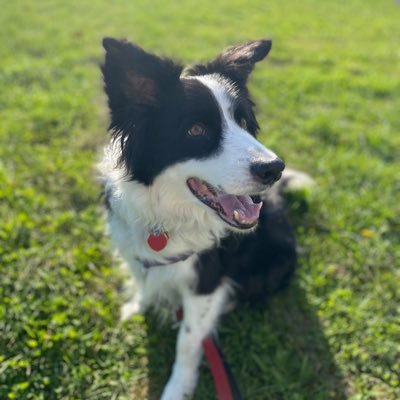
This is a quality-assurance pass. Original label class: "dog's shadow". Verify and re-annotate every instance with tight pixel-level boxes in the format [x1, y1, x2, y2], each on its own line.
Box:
[141, 281, 347, 400]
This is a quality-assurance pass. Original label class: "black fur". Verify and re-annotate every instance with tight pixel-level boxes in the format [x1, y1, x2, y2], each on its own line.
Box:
[195, 196, 296, 303]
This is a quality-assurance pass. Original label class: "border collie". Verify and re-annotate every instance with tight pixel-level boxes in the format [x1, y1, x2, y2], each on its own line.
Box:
[100, 38, 312, 400]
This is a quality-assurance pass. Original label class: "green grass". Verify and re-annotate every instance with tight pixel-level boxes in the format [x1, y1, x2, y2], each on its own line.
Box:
[1, 0, 399, 399]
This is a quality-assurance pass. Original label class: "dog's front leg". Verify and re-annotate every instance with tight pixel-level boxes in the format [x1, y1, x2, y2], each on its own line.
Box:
[161, 283, 230, 400]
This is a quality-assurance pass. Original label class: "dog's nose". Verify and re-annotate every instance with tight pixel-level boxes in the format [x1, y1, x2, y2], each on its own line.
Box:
[250, 159, 285, 185]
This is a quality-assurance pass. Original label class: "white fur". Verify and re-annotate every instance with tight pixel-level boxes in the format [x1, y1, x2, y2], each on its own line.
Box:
[161, 282, 231, 400]
[100, 73, 284, 399]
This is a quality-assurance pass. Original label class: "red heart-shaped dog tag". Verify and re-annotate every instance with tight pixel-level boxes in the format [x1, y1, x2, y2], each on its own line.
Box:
[147, 232, 169, 252]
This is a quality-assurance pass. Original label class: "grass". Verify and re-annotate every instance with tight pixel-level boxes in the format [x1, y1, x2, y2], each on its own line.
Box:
[0, 0, 399, 399]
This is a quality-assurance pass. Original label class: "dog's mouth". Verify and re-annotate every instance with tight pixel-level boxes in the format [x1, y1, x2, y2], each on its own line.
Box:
[187, 177, 262, 230]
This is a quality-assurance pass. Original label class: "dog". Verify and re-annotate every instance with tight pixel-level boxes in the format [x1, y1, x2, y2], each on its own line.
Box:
[99, 37, 312, 400]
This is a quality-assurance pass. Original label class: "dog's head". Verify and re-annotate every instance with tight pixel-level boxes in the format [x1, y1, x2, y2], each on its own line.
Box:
[102, 38, 284, 230]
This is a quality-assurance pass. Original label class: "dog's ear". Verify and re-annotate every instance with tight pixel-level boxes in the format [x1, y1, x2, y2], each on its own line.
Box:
[187, 40, 271, 87]
[101, 38, 182, 127]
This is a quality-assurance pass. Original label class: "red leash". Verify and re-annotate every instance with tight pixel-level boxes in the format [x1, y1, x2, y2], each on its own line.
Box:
[202, 336, 235, 400]
[175, 308, 240, 400]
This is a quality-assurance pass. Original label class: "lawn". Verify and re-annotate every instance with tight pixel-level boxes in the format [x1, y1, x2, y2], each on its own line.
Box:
[0, 0, 399, 399]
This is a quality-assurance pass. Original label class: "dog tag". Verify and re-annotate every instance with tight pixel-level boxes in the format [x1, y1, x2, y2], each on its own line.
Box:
[147, 231, 169, 252]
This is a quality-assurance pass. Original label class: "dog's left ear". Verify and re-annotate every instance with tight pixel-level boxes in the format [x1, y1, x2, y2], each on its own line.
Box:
[187, 40, 271, 87]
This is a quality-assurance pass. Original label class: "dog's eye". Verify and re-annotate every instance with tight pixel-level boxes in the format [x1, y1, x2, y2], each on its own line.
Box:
[188, 123, 207, 137]
[239, 118, 248, 130]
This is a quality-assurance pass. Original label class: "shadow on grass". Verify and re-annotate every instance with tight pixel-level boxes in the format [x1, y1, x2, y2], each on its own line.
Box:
[141, 281, 347, 400]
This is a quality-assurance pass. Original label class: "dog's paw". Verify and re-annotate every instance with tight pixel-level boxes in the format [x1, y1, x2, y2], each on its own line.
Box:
[161, 366, 197, 400]
[161, 382, 193, 400]
[120, 299, 142, 321]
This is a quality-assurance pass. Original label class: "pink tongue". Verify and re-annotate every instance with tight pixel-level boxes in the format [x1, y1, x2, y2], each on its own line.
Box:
[217, 194, 262, 225]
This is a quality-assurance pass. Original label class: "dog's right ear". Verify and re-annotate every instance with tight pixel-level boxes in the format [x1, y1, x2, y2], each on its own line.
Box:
[101, 38, 182, 127]
[187, 40, 272, 88]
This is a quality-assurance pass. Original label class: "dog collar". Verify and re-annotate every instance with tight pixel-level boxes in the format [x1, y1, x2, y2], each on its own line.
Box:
[141, 252, 194, 269]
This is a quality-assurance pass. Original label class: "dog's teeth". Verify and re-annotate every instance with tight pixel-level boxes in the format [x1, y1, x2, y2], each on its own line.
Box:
[200, 183, 209, 192]
[233, 210, 240, 222]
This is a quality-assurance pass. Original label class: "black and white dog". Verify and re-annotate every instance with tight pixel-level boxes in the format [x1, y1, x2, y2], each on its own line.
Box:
[100, 38, 312, 399]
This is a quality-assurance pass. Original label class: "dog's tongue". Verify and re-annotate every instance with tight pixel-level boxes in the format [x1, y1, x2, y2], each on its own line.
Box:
[217, 194, 262, 226]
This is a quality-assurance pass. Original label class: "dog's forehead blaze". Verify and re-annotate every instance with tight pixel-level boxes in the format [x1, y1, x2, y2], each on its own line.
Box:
[190, 75, 241, 123]
[179, 75, 236, 123]
[179, 77, 222, 108]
